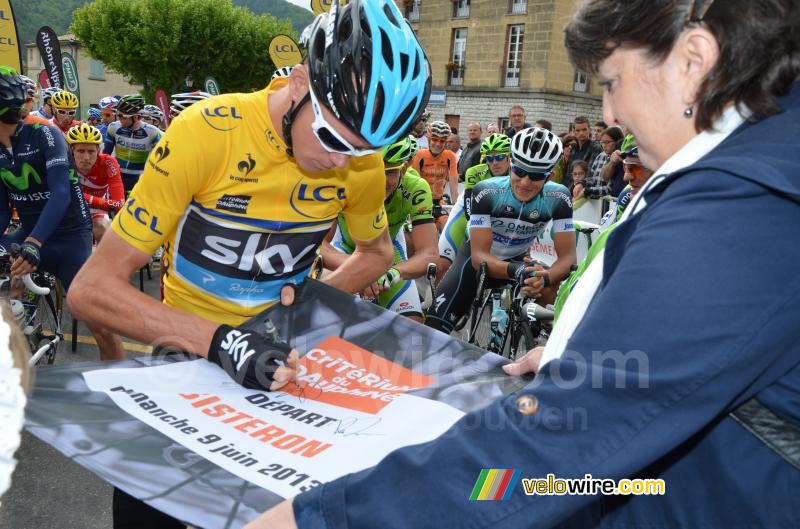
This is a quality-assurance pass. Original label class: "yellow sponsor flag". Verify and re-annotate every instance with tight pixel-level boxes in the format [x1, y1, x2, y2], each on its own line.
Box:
[268, 35, 302, 69]
[310, 0, 347, 16]
[0, 0, 21, 71]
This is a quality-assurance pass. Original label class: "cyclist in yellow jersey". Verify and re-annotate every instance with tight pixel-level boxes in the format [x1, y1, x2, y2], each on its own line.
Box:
[68, 0, 431, 393]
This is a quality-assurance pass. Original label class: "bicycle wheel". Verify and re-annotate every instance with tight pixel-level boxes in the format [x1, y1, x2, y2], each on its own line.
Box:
[29, 278, 63, 365]
[467, 292, 494, 350]
[510, 320, 537, 361]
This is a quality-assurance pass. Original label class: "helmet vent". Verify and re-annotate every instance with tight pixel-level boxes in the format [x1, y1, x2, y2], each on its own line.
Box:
[371, 83, 385, 135]
[380, 29, 393, 70]
[399, 52, 409, 78]
[383, 3, 401, 27]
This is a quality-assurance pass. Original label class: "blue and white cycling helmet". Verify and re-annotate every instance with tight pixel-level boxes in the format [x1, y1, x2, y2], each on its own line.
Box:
[87, 107, 101, 120]
[99, 96, 118, 109]
[41, 86, 60, 104]
[304, 0, 431, 147]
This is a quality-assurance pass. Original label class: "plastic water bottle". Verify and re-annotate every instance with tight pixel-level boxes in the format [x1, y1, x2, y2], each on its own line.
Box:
[9, 299, 24, 321]
[489, 306, 508, 350]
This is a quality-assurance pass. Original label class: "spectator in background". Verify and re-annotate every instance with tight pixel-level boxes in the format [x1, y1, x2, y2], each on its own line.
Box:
[504, 105, 532, 137]
[457, 122, 482, 179]
[411, 110, 430, 149]
[534, 119, 552, 131]
[570, 160, 589, 202]
[446, 131, 462, 161]
[551, 134, 577, 185]
[566, 116, 602, 187]
[585, 125, 624, 198]
[486, 123, 500, 134]
[594, 120, 607, 140]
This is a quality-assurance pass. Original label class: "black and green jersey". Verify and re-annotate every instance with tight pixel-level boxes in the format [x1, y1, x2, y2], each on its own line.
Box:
[336, 169, 434, 251]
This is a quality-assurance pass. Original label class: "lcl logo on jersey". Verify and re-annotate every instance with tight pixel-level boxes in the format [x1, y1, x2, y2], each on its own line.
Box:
[201, 105, 243, 131]
[289, 180, 346, 219]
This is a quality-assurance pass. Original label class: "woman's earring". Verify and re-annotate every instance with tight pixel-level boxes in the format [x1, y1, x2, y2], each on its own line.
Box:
[684, 107, 694, 118]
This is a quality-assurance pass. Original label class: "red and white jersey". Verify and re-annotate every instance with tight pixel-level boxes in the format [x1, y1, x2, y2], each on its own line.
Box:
[79, 153, 125, 213]
[49, 117, 81, 135]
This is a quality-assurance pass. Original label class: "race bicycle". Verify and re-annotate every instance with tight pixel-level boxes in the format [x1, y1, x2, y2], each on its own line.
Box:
[0, 244, 64, 365]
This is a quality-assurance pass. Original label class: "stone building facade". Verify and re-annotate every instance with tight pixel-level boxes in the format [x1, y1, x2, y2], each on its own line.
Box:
[401, 0, 603, 135]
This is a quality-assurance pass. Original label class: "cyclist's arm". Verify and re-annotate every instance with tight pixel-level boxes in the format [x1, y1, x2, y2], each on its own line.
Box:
[28, 126, 72, 245]
[320, 223, 349, 272]
[394, 221, 437, 280]
[68, 231, 217, 355]
[469, 226, 511, 279]
[323, 229, 393, 293]
[548, 230, 577, 284]
[448, 153, 459, 201]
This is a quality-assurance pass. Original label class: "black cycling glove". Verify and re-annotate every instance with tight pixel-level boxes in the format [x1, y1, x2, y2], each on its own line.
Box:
[207, 325, 293, 390]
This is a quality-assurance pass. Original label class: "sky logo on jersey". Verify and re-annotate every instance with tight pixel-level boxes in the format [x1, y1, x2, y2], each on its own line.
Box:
[173, 208, 325, 306]
[289, 180, 346, 219]
[202, 105, 243, 131]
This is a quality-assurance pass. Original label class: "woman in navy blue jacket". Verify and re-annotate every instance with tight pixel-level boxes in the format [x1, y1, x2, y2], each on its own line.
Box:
[249, 1, 800, 527]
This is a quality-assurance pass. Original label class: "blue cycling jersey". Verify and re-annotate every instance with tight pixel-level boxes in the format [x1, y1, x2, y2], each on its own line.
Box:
[0, 122, 91, 242]
[469, 176, 573, 260]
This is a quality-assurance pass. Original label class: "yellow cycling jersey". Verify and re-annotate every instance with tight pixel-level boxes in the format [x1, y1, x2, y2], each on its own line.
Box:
[112, 79, 387, 326]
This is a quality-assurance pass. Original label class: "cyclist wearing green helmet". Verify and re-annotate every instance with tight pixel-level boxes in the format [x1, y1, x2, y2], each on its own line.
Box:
[322, 135, 437, 321]
[436, 132, 511, 280]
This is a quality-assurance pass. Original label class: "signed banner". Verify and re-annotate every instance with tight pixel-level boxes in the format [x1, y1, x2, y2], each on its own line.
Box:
[27, 280, 531, 528]
[83, 340, 463, 498]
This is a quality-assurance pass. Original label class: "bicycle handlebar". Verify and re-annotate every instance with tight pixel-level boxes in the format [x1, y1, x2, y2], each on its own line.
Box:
[22, 274, 50, 296]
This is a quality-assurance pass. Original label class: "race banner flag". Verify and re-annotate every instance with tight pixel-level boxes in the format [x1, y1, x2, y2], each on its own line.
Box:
[37, 68, 49, 89]
[36, 26, 64, 89]
[25, 280, 533, 529]
[470, 469, 521, 500]
[268, 35, 302, 69]
[61, 51, 80, 117]
[0, 0, 22, 71]
[154, 89, 170, 127]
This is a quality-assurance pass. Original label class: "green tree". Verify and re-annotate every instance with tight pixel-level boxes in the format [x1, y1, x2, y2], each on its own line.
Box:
[71, 0, 296, 99]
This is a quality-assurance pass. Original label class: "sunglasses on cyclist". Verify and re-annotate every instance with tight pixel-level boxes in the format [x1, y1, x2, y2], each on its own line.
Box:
[56, 109, 76, 116]
[119, 113, 136, 120]
[485, 154, 508, 163]
[623, 160, 647, 176]
[307, 83, 377, 157]
[511, 164, 549, 181]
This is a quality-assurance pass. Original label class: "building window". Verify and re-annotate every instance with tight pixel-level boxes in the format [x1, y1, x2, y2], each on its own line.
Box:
[448, 28, 467, 87]
[509, 0, 527, 14]
[405, 0, 421, 21]
[89, 59, 105, 80]
[452, 0, 470, 18]
[504, 24, 524, 87]
[499, 118, 510, 132]
[574, 70, 588, 92]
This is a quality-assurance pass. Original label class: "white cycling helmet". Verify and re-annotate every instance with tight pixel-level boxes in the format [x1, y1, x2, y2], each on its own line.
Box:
[141, 104, 164, 122]
[99, 96, 119, 109]
[169, 91, 212, 118]
[510, 127, 563, 173]
[271, 66, 293, 80]
[19, 75, 36, 98]
[427, 120, 450, 140]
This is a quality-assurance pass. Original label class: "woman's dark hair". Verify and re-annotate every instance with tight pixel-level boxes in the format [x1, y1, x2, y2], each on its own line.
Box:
[565, 0, 800, 131]
[562, 134, 577, 149]
[601, 125, 624, 143]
